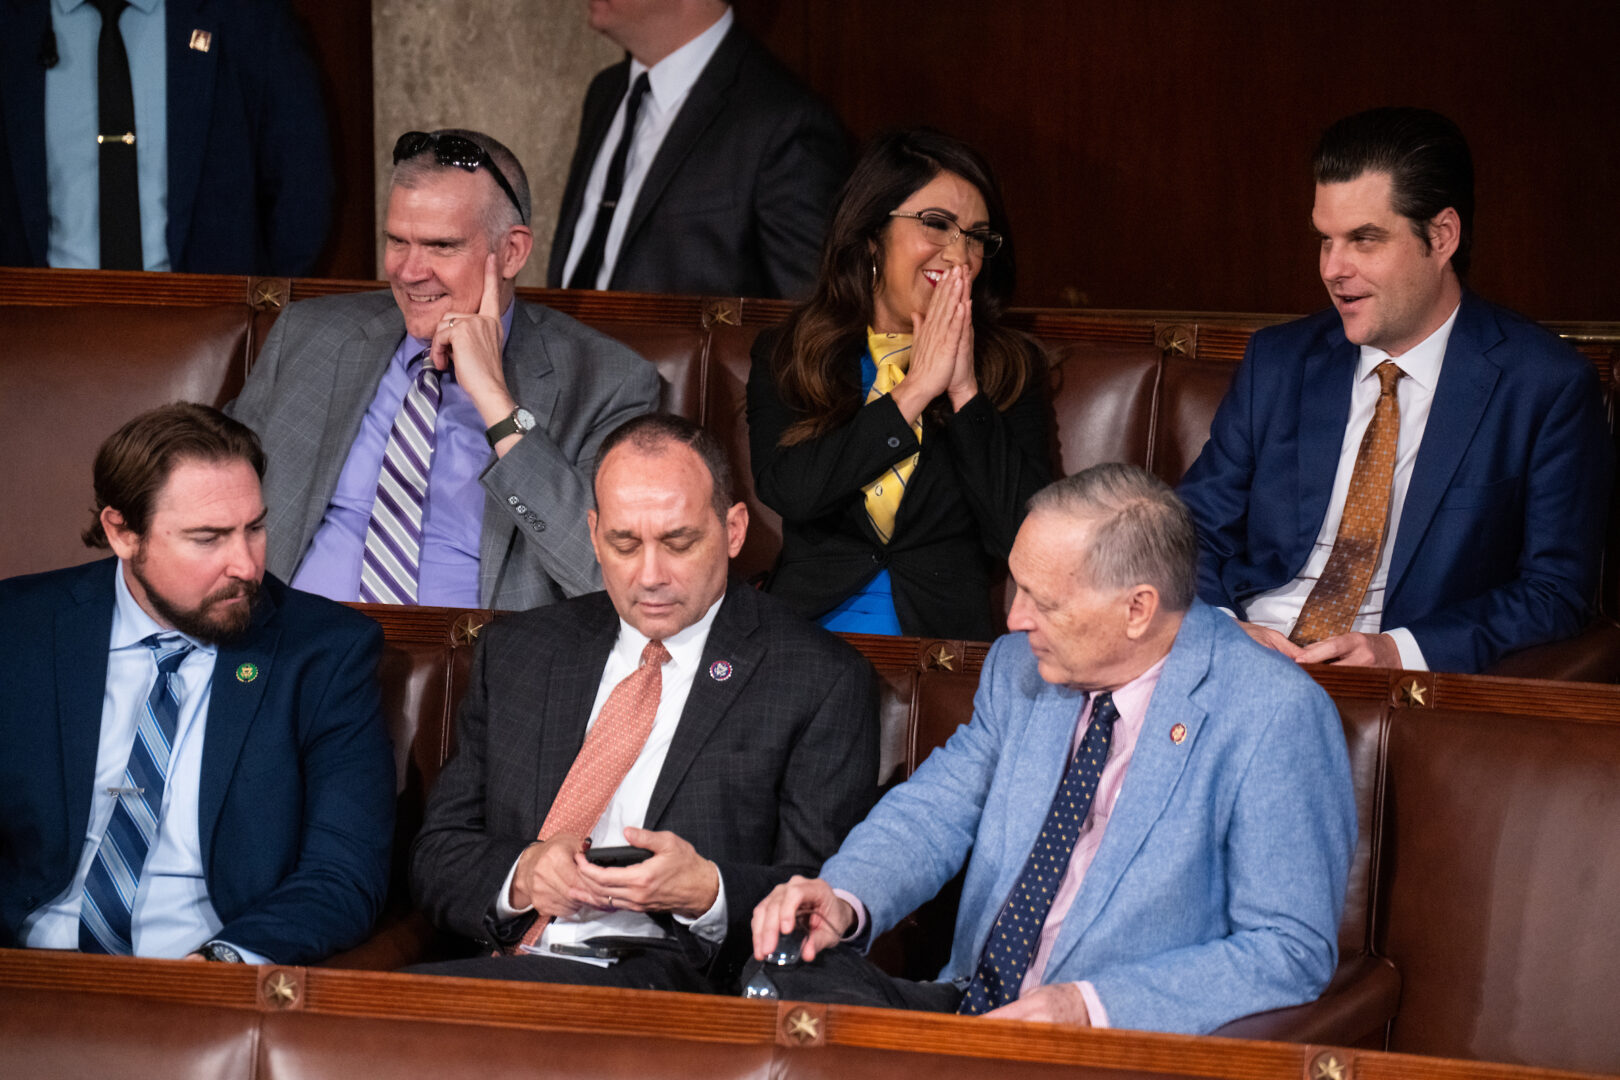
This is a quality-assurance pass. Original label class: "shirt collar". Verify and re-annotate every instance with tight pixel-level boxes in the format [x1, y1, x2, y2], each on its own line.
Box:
[1099, 653, 1167, 727]
[1356, 299, 1460, 393]
[630, 5, 733, 112]
[110, 558, 215, 655]
[400, 299, 517, 375]
[613, 591, 726, 673]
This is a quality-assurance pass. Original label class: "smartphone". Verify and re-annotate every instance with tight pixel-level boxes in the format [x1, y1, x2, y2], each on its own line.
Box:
[585, 844, 654, 867]
[549, 941, 626, 959]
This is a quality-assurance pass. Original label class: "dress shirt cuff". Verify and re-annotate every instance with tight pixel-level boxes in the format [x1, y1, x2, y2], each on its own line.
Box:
[495, 855, 533, 920]
[672, 864, 728, 943]
[831, 887, 869, 943]
[214, 941, 272, 966]
[1218, 607, 1238, 621]
[1385, 627, 1429, 671]
[1076, 980, 1110, 1028]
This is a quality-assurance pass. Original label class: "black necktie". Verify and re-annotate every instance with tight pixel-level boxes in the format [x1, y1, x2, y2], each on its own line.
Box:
[91, 0, 142, 270]
[567, 72, 651, 290]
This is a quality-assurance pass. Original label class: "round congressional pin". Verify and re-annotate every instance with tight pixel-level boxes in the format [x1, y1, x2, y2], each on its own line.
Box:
[1169, 722, 1187, 745]
[708, 660, 733, 682]
[235, 662, 259, 684]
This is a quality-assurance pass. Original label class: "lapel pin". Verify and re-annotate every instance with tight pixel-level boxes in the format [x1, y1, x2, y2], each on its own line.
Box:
[1169, 722, 1187, 745]
[235, 662, 259, 683]
[708, 660, 733, 682]
[189, 29, 212, 52]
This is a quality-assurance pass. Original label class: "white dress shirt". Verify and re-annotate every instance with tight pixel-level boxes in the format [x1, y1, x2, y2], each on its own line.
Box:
[496, 595, 729, 962]
[560, 5, 733, 289]
[20, 561, 264, 961]
[1243, 301, 1461, 669]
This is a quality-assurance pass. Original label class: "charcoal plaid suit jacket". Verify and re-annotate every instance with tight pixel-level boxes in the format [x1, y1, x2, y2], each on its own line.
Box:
[409, 581, 879, 967]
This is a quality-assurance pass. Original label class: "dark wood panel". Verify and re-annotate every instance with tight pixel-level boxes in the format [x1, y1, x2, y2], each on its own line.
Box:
[737, 0, 1620, 322]
[290, 0, 375, 280]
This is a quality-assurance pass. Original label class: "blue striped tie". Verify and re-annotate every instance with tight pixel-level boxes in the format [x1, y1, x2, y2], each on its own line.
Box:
[360, 351, 442, 604]
[957, 692, 1119, 1014]
[79, 635, 194, 954]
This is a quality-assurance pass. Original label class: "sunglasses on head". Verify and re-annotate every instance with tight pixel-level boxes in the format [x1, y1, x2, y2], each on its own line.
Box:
[393, 131, 527, 226]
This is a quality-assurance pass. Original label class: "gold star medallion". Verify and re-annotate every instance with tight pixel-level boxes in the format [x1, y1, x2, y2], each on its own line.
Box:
[784, 1008, 820, 1043]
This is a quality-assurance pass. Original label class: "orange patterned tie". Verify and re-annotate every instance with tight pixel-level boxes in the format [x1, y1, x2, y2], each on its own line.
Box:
[1291, 362, 1406, 646]
[512, 638, 670, 953]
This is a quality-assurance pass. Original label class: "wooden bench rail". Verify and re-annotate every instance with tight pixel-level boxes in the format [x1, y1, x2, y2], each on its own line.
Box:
[0, 950, 1605, 1080]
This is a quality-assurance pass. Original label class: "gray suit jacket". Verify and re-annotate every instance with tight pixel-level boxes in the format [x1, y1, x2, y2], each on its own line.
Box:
[226, 292, 661, 610]
[409, 583, 880, 969]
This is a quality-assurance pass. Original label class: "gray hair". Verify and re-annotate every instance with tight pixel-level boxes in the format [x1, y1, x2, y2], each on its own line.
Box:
[1027, 463, 1197, 611]
[391, 128, 532, 247]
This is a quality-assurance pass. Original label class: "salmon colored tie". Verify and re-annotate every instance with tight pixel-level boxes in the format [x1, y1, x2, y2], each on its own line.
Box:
[511, 638, 670, 954]
[1291, 362, 1406, 646]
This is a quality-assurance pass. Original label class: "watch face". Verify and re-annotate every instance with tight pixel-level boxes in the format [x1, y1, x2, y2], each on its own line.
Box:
[514, 407, 536, 431]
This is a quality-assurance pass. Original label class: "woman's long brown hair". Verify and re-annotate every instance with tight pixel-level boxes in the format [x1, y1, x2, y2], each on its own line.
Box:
[772, 128, 1034, 446]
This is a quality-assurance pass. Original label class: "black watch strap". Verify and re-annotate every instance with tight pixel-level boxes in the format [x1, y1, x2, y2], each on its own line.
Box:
[485, 406, 534, 448]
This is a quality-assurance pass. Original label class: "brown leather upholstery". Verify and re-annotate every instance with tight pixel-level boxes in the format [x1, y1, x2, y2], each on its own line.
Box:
[0, 303, 251, 578]
[1150, 355, 1233, 486]
[703, 324, 778, 583]
[1045, 339, 1161, 476]
[1, 988, 258, 1080]
[1376, 706, 1620, 1072]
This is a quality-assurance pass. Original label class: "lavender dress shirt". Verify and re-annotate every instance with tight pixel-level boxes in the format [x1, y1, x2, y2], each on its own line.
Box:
[292, 304, 515, 606]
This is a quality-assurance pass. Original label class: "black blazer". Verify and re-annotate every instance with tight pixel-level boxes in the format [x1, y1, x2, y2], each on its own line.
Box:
[546, 23, 849, 300]
[408, 582, 879, 969]
[746, 327, 1053, 640]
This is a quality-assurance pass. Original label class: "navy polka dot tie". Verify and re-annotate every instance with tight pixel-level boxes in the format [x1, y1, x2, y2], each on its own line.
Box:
[958, 691, 1119, 1014]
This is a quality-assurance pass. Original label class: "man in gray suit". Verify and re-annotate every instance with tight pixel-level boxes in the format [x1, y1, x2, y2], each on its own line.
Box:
[409, 414, 879, 991]
[228, 129, 660, 611]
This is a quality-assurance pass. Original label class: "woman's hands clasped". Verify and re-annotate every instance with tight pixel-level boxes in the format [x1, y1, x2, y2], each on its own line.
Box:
[888, 265, 978, 422]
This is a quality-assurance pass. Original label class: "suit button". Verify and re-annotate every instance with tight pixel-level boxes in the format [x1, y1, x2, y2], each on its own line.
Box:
[515, 504, 528, 514]
[507, 495, 519, 506]
[886, 436, 902, 448]
[533, 521, 546, 532]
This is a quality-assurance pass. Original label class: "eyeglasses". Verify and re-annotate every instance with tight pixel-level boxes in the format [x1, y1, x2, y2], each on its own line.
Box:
[393, 131, 528, 225]
[888, 211, 1003, 258]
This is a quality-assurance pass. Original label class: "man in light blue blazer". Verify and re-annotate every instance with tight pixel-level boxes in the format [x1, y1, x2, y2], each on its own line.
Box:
[751, 465, 1355, 1035]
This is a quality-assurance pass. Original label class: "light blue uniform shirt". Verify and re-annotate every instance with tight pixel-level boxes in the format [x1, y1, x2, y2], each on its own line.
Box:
[20, 561, 266, 961]
[45, 0, 170, 270]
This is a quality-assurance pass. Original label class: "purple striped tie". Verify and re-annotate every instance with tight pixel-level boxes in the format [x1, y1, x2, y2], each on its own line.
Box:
[360, 351, 442, 605]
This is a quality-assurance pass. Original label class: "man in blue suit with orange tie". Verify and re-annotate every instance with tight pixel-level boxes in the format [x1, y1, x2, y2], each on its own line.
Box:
[0, 404, 394, 964]
[1178, 107, 1611, 674]
[750, 465, 1355, 1035]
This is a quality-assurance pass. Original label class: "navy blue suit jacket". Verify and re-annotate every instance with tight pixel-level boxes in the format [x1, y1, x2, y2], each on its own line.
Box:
[1179, 291, 1613, 673]
[0, 0, 333, 275]
[0, 559, 394, 964]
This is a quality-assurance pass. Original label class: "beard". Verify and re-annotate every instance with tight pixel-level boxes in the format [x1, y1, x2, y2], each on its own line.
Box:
[130, 554, 261, 646]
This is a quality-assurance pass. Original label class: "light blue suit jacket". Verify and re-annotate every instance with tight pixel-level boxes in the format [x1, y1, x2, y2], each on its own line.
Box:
[821, 601, 1355, 1034]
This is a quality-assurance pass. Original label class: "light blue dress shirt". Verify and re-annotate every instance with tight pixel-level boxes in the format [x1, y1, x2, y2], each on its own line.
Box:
[19, 561, 266, 961]
[45, 0, 170, 270]
[292, 303, 517, 607]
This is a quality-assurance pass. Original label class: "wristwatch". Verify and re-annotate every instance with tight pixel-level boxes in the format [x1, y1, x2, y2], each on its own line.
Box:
[197, 941, 243, 963]
[485, 406, 536, 448]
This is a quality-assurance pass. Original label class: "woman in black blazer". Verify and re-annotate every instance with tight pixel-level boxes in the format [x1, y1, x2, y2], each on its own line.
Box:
[747, 129, 1050, 640]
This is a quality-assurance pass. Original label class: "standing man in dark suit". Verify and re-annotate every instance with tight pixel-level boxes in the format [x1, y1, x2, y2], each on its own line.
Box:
[1179, 107, 1612, 674]
[548, 0, 848, 300]
[0, 404, 394, 965]
[228, 128, 661, 612]
[0, 0, 333, 275]
[410, 413, 879, 990]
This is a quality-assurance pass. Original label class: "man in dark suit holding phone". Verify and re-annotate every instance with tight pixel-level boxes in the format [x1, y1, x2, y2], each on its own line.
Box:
[409, 413, 879, 990]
